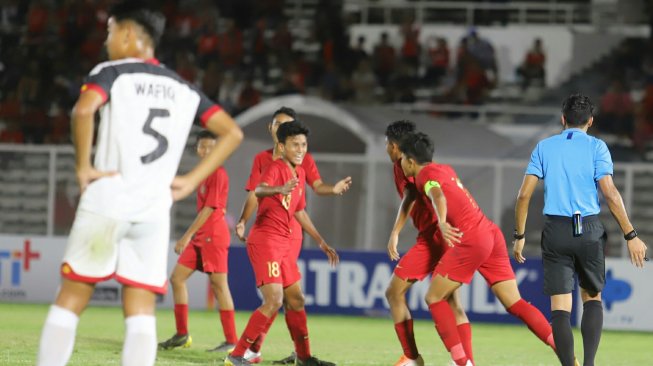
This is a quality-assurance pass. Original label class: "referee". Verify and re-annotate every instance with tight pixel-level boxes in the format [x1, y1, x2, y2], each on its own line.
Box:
[512, 93, 647, 366]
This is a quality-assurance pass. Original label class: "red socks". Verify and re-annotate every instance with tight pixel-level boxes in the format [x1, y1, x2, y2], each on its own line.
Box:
[174, 304, 189, 335]
[249, 311, 278, 353]
[394, 319, 419, 359]
[507, 299, 556, 350]
[429, 301, 469, 366]
[219, 310, 238, 344]
[285, 309, 311, 360]
[457, 322, 473, 363]
[231, 310, 269, 357]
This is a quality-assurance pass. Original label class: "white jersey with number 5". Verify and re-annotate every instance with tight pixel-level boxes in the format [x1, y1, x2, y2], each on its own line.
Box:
[78, 58, 221, 222]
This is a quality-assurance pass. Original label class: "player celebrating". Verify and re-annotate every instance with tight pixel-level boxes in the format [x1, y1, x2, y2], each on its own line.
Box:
[36, 2, 243, 366]
[158, 131, 238, 352]
[225, 120, 338, 366]
[399, 132, 557, 366]
[384, 121, 471, 366]
[234, 107, 351, 364]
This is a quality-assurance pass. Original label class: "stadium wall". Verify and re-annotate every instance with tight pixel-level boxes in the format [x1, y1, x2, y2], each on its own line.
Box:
[3, 234, 651, 331]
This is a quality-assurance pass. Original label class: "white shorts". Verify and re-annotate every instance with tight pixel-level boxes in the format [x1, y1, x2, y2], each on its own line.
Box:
[61, 210, 170, 294]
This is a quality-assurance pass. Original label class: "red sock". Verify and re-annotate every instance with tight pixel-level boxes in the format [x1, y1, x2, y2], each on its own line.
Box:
[457, 323, 473, 363]
[507, 299, 556, 350]
[394, 319, 419, 359]
[250, 311, 278, 353]
[284, 311, 294, 341]
[285, 309, 311, 360]
[429, 301, 468, 366]
[231, 310, 269, 357]
[174, 304, 189, 335]
[219, 310, 238, 344]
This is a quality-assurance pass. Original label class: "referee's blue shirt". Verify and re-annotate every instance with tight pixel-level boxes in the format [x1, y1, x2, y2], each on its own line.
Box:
[525, 128, 613, 217]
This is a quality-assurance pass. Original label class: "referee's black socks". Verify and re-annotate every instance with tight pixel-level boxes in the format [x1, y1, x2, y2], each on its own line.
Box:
[551, 310, 575, 366]
[581, 300, 603, 366]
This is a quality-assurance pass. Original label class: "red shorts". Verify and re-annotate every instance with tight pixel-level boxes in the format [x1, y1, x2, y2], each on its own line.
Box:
[247, 236, 301, 288]
[178, 234, 229, 273]
[434, 224, 515, 285]
[289, 236, 302, 261]
[394, 233, 446, 281]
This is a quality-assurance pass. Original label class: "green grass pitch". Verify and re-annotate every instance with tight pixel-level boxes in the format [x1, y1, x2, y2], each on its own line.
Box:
[2, 303, 651, 365]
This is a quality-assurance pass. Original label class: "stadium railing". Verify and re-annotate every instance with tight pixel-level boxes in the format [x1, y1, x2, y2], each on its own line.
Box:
[1, 143, 651, 259]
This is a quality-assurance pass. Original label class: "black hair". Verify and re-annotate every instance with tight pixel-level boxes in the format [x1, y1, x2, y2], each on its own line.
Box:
[272, 106, 297, 120]
[385, 120, 416, 143]
[561, 93, 594, 127]
[276, 120, 309, 144]
[110, 1, 166, 47]
[399, 132, 434, 164]
[196, 130, 216, 144]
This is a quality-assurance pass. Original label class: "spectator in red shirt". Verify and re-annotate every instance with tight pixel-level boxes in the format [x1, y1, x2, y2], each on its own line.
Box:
[0, 119, 24, 144]
[219, 19, 244, 69]
[424, 37, 450, 86]
[599, 79, 635, 137]
[517, 38, 546, 90]
[373, 32, 397, 87]
[197, 22, 220, 68]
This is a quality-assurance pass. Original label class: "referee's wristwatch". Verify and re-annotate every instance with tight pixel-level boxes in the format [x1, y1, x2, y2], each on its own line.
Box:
[624, 229, 638, 241]
[513, 230, 525, 240]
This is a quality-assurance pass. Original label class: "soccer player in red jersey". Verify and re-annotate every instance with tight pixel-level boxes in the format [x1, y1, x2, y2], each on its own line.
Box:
[234, 107, 351, 364]
[399, 132, 557, 366]
[158, 131, 237, 352]
[225, 120, 339, 366]
[384, 121, 471, 366]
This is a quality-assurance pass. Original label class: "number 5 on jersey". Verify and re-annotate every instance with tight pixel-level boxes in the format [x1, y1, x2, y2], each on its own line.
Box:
[267, 261, 280, 278]
[141, 108, 170, 164]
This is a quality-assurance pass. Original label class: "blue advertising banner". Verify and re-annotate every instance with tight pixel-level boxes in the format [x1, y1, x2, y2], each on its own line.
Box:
[226, 245, 575, 324]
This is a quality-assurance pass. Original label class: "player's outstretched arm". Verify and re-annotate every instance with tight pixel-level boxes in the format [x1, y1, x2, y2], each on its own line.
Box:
[172, 110, 243, 201]
[387, 187, 416, 261]
[426, 182, 462, 247]
[599, 175, 648, 267]
[312, 177, 353, 196]
[71, 89, 117, 193]
[294, 209, 339, 267]
[175, 206, 215, 254]
[235, 191, 258, 241]
[513, 174, 538, 263]
[254, 179, 298, 197]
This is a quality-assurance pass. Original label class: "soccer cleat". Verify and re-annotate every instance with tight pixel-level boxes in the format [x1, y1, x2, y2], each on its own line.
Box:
[272, 351, 297, 364]
[225, 354, 252, 366]
[394, 354, 425, 366]
[294, 356, 336, 366]
[158, 333, 192, 350]
[207, 341, 236, 353]
[244, 349, 262, 364]
[448, 360, 473, 366]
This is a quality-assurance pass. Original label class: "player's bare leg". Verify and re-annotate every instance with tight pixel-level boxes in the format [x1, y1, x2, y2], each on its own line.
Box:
[207, 272, 238, 352]
[491, 280, 558, 359]
[425, 275, 470, 366]
[122, 286, 157, 366]
[37, 279, 95, 366]
[279, 281, 335, 366]
[159, 264, 195, 350]
[227, 283, 283, 366]
[448, 289, 473, 363]
[386, 275, 424, 366]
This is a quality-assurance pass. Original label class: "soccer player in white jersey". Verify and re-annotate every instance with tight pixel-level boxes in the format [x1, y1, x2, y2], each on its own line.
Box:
[36, 2, 243, 366]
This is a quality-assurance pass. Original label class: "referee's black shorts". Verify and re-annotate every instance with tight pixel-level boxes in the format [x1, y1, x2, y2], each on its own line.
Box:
[541, 214, 607, 295]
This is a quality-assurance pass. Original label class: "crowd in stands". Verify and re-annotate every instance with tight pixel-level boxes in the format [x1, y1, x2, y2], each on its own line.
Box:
[0, 0, 543, 145]
[596, 38, 653, 157]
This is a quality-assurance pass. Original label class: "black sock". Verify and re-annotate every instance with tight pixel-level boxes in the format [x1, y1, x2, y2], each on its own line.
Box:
[552, 310, 575, 366]
[581, 300, 603, 366]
